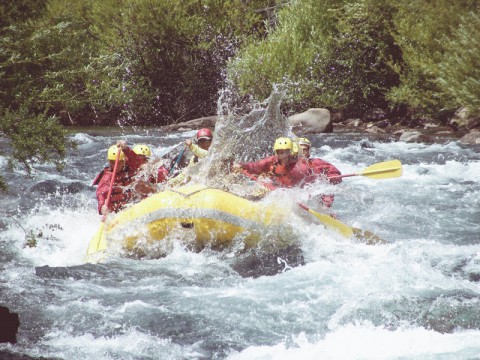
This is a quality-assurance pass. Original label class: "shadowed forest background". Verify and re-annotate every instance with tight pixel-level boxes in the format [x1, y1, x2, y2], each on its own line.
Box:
[1, 0, 479, 187]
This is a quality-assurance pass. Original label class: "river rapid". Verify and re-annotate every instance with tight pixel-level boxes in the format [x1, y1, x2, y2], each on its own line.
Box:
[1, 124, 479, 359]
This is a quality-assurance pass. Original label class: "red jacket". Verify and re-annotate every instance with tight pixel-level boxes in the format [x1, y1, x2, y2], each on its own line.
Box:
[241, 155, 311, 187]
[302, 158, 342, 185]
[156, 165, 169, 183]
[92, 147, 143, 214]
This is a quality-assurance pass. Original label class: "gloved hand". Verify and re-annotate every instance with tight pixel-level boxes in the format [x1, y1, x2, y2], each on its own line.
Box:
[116, 140, 128, 150]
[100, 205, 108, 215]
[232, 163, 243, 173]
[134, 180, 156, 195]
[321, 194, 335, 208]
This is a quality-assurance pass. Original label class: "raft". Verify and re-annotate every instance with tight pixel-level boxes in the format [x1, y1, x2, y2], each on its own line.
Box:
[101, 183, 294, 257]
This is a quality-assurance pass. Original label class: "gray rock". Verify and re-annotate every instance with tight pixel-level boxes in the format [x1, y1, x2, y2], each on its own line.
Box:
[288, 108, 333, 134]
[162, 115, 221, 131]
[459, 131, 480, 145]
[399, 131, 434, 143]
[0, 306, 19, 344]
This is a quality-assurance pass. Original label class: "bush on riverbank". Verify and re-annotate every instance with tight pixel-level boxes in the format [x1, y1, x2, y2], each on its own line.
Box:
[229, 0, 480, 120]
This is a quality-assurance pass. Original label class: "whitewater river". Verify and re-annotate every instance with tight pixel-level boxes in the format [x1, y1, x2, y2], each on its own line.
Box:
[1, 126, 479, 359]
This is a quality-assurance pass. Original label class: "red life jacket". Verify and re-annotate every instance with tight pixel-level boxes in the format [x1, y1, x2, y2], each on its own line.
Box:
[109, 169, 135, 210]
[94, 166, 136, 213]
[268, 162, 294, 187]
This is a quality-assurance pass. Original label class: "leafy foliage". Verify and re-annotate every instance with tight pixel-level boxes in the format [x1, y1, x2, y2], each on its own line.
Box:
[101, 0, 275, 124]
[387, 0, 480, 116]
[228, 0, 401, 116]
[435, 12, 480, 114]
[0, 0, 272, 188]
[0, 105, 75, 189]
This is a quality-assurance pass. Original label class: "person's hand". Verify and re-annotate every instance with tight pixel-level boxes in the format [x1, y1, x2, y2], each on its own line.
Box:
[116, 140, 128, 150]
[100, 205, 108, 215]
[232, 163, 243, 173]
[185, 139, 192, 148]
[134, 181, 156, 195]
[321, 194, 334, 208]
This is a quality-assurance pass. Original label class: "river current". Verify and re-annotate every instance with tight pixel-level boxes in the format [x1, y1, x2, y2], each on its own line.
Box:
[1, 126, 479, 359]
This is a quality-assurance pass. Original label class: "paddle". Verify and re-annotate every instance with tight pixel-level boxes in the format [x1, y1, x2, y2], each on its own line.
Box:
[328, 159, 402, 180]
[298, 202, 353, 238]
[86, 147, 121, 258]
[241, 166, 389, 244]
[297, 203, 387, 244]
[169, 145, 187, 176]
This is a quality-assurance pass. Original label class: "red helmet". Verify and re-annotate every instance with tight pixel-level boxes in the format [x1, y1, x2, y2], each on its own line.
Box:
[196, 128, 213, 141]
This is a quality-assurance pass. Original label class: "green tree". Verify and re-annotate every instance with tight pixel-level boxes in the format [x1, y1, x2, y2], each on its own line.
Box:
[387, 0, 480, 116]
[435, 12, 480, 114]
[0, 0, 274, 188]
[0, 0, 75, 189]
[228, 0, 401, 116]
[101, 0, 275, 124]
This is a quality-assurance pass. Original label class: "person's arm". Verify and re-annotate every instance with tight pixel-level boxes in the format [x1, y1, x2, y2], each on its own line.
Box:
[167, 171, 186, 187]
[123, 146, 143, 172]
[240, 156, 276, 175]
[310, 158, 342, 184]
[167, 156, 195, 187]
[95, 172, 112, 214]
[116, 140, 143, 173]
[187, 142, 208, 158]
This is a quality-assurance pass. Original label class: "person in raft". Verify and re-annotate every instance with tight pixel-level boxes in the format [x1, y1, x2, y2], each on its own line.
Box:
[296, 137, 342, 208]
[92, 140, 143, 215]
[122, 144, 169, 197]
[232, 137, 311, 188]
[167, 128, 213, 187]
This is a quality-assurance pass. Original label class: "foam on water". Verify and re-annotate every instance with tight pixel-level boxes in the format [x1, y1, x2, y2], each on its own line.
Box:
[1, 120, 480, 359]
[226, 324, 480, 360]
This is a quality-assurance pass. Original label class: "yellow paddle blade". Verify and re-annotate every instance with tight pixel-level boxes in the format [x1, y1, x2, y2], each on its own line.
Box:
[352, 228, 387, 245]
[307, 209, 354, 238]
[359, 160, 402, 179]
[86, 222, 107, 259]
[300, 204, 386, 244]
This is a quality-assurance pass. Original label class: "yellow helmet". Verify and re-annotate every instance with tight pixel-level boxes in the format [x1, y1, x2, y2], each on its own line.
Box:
[107, 145, 125, 161]
[133, 144, 151, 157]
[298, 137, 311, 148]
[273, 137, 293, 154]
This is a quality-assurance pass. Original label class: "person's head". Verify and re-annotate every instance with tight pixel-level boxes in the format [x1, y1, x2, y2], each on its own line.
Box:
[298, 137, 311, 159]
[196, 128, 213, 151]
[107, 144, 125, 170]
[273, 137, 294, 164]
[133, 144, 152, 165]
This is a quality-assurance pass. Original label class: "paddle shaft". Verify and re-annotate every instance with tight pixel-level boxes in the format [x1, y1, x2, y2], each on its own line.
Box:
[329, 173, 357, 179]
[101, 147, 122, 221]
[329, 167, 399, 179]
[169, 145, 186, 176]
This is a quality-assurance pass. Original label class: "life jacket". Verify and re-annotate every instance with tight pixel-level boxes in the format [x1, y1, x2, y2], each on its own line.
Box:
[109, 169, 134, 206]
[95, 166, 136, 213]
[268, 162, 294, 187]
[157, 165, 169, 183]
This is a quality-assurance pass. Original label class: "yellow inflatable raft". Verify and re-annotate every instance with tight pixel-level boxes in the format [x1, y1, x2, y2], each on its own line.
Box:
[101, 183, 293, 257]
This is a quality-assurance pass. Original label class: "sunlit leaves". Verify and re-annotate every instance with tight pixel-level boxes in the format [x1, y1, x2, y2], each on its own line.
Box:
[228, 0, 400, 115]
[0, 106, 75, 175]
